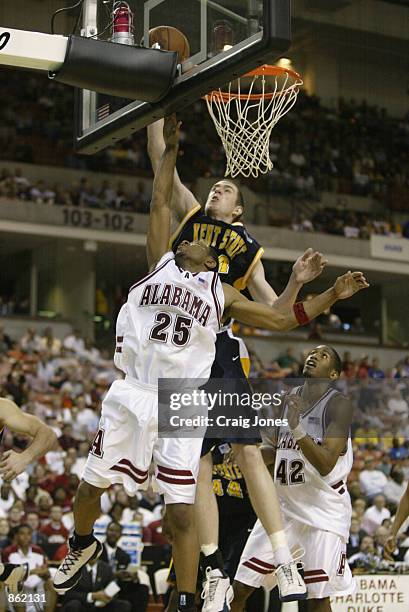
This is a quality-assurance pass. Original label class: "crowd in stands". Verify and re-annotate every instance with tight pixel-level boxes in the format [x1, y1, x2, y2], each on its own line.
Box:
[0, 167, 152, 215]
[0, 326, 407, 607]
[1, 68, 409, 212]
[2, 164, 409, 244]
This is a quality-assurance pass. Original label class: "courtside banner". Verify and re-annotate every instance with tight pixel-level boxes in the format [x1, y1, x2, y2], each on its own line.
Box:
[331, 574, 409, 611]
[371, 235, 409, 262]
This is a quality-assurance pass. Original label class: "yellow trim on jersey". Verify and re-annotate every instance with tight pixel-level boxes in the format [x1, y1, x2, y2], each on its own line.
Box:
[168, 204, 202, 250]
[233, 246, 264, 291]
[240, 357, 251, 378]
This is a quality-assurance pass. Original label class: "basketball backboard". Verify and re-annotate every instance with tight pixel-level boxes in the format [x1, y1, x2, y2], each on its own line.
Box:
[75, 0, 291, 154]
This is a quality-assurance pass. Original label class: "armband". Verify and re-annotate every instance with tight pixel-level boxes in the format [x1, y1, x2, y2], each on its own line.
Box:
[293, 302, 310, 326]
[292, 423, 307, 441]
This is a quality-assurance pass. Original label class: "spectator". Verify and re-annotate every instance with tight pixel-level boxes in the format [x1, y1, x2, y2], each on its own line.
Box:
[359, 458, 388, 498]
[63, 329, 85, 354]
[387, 389, 408, 421]
[58, 424, 79, 451]
[383, 467, 407, 505]
[26, 512, 49, 550]
[348, 535, 379, 569]
[5, 523, 57, 611]
[100, 521, 149, 612]
[40, 327, 62, 356]
[20, 328, 42, 353]
[0, 482, 16, 516]
[361, 494, 391, 535]
[40, 505, 69, 545]
[0, 518, 11, 549]
[62, 558, 132, 612]
[346, 518, 365, 558]
[368, 358, 385, 379]
[276, 347, 299, 370]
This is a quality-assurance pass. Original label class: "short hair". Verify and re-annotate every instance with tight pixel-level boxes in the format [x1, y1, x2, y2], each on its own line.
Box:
[228, 181, 245, 221]
[16, 523, 32, 534]
[328, 346, 342, 375]
[107, 520, 122, 531]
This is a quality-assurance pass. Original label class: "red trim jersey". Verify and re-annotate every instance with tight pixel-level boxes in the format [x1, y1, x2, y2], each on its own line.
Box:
[272, 386, 353, 542]
[114, 252, 224, 385]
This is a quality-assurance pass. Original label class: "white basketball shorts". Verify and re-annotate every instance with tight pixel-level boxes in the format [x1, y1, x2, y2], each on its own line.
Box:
[235, 516, 355, 600]
[82, 377, 203, 504]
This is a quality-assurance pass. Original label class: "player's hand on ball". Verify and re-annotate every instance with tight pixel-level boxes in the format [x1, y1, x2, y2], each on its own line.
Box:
[286, 396, 301, 430]
[0, 450, 28, 481]
[293, 248, 328, 284]
[163, 113, 181, 147]
[333, 271, 369, 299]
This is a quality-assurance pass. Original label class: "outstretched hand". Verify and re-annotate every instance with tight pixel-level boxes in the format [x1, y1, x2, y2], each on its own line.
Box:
[293, 248, 328, 284]
[163, 113, 181, 148]
[333, 271, 369, 300]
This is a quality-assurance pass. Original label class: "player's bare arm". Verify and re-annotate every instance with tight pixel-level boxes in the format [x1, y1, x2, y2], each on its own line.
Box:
[147, 118, 199, 223]
[247, 248, 328, 308]
[385, 483, 409, 554]
[0, 398, 58, 481]
[147, 115, 181, 269]
[222, 271, 369, 332]
[286, 394, 352, 476]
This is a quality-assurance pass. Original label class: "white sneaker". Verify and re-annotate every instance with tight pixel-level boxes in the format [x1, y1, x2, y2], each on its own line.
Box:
[2, 563, 29, 593]
[276, 560, 307, 602]
[201, 567, 234, 612]
[53, 536, 102, 594]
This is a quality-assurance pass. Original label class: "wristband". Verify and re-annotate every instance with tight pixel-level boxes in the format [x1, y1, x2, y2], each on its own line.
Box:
[292, 423, 307, 441]
[293, 302, 310, 326]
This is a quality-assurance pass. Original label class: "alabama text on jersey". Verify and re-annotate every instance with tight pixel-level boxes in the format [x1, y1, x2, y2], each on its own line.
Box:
[114, 252, 225, 385]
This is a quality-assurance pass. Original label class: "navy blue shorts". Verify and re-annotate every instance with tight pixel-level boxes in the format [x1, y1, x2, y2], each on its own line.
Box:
[201, 329, 261, 457]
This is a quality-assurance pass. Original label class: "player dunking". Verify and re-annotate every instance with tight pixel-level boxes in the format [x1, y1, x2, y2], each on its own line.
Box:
[148, 118, 330, 609]
[54, 116, 368, 612]
[232, 345, 355, 612]
[0, 397, 57, 591]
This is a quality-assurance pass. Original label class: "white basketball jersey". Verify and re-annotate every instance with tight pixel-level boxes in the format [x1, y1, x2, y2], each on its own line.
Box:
[114, 252, 224, 385]
[274, 385, 353, 542]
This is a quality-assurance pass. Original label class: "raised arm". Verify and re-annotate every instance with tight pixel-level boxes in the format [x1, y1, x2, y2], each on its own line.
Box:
[147, 115, 180, 269]
[286, 394, 352, 476]
[223, 271, 369, 332]
[147, 118, 199, 223]
[0, 398, 58, 480]
[247, 249, 328, 308]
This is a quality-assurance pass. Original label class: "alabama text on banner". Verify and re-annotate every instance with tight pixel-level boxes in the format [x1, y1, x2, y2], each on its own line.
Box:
[331, 574, 409, 611]
[371, 235, 409, 262]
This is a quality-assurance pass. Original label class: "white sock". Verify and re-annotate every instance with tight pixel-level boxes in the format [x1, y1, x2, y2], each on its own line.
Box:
[201, 543, 218, 557]
[269, 531, 292, 566]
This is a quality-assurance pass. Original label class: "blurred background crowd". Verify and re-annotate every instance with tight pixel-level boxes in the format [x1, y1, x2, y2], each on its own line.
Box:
[0, 326, 408, 609]
[1, 70, 409, 237]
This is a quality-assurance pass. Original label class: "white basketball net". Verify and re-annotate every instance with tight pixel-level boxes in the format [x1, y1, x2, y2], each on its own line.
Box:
[205, 67, 303, 178]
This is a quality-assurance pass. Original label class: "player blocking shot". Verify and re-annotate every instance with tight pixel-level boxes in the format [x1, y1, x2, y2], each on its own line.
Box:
[147, 116, 368, 609]
[231, 346, 356, 612]
[53, 116, 368, 612]
[0, 398, 58, 591]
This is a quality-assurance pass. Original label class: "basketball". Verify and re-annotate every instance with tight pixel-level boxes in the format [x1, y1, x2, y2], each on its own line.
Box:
[149, 25, 190, 63]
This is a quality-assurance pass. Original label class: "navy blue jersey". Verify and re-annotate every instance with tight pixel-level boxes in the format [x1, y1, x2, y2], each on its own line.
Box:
[170, 206, 264, 291]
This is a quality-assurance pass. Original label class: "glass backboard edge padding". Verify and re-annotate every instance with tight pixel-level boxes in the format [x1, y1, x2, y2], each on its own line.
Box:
[75, 0, 291, 153]
[75, 33, 266, 152]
